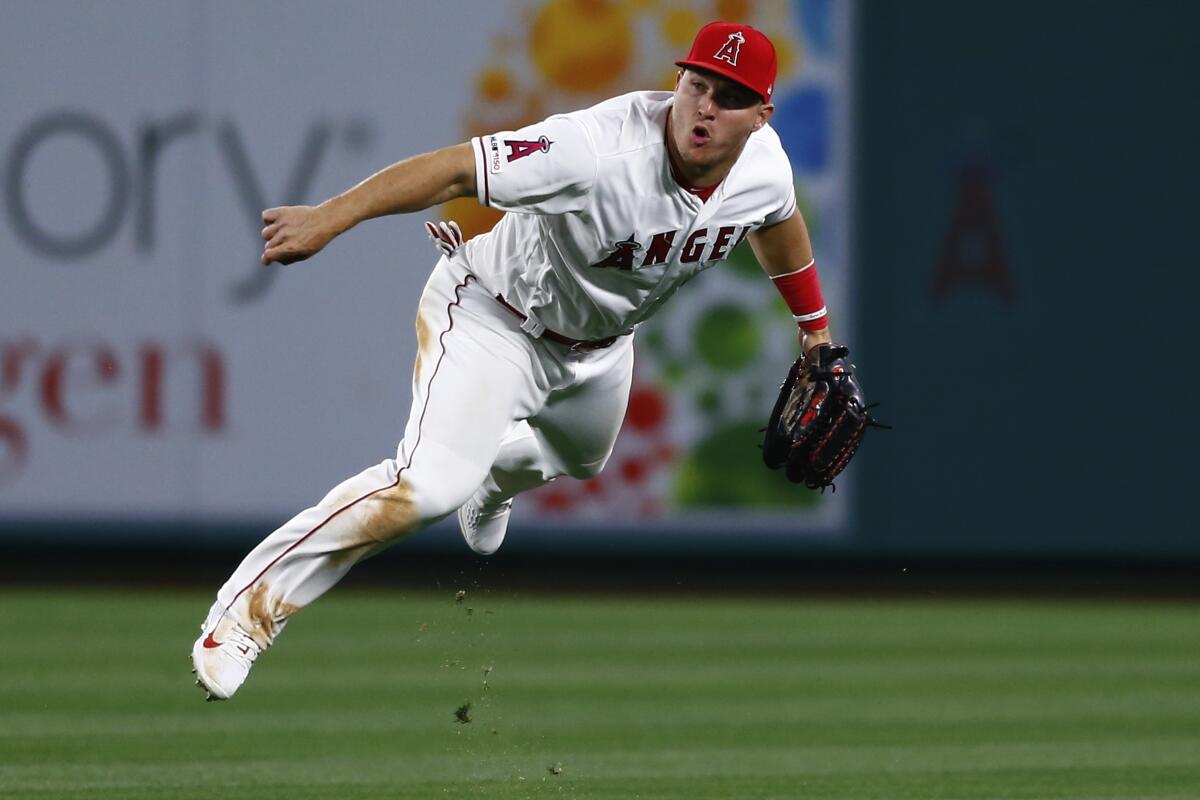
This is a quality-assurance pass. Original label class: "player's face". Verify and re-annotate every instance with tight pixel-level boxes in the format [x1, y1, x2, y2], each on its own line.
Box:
[670, 69, 774, 179]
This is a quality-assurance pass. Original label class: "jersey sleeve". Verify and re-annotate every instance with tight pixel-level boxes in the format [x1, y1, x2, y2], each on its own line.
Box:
[471, 115, 598, 215]
[761, 143, 797, 226]
[762, 180, 797, 226]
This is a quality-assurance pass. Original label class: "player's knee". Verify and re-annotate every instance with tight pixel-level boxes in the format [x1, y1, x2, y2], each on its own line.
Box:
[562, 455, 609, 481]
[406, 470, 489, 524]
[391, 440, 492, 523]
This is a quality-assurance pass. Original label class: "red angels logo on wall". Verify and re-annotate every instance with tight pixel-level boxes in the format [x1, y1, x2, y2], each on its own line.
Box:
[505, 135, 553, 162]
[713, 31, 745, 66]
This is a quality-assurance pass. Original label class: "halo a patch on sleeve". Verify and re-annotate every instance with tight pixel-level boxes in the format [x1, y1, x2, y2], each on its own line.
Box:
[504, 135, 553, 163]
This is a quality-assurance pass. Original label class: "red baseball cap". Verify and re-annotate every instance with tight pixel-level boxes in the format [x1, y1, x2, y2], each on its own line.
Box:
[675, 21, 777, 103]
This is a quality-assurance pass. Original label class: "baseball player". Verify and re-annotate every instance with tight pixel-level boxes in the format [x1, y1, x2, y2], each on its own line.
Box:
[192, 21, 835, 700]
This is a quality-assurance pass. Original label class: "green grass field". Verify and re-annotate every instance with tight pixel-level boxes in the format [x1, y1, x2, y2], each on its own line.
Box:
[1, 589, 1197, 799]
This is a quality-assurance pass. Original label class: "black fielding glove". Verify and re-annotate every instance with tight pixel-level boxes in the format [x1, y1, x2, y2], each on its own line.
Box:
[762, 343, 885, 490]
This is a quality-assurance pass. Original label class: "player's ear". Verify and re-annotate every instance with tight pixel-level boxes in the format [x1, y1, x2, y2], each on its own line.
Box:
[752, 103, 775, 131]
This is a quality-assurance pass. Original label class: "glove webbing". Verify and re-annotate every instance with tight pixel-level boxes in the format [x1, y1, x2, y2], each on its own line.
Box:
[796, 389, 866, 489]
[814, 413, 866, 481]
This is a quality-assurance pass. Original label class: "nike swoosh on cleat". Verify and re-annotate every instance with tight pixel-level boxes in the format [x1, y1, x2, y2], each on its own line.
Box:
[202, 632, 222, 648]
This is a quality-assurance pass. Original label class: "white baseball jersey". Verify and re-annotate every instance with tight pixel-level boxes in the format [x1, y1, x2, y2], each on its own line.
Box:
[197, 91, 802, 687]
[465, 91, 797, 340]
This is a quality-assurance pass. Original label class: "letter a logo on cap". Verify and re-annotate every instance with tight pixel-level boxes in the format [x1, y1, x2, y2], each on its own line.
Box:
[713, 31, 745, 66]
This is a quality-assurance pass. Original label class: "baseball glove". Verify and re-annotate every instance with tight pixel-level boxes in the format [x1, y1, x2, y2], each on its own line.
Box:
[762, 343, 884, 490]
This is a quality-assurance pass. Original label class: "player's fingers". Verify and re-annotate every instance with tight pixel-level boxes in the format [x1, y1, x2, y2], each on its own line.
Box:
[447, 220, 463, 244]
[273, 249, 310, 266]
[430, 222, 458, 249]
[424, 221, 440, 241]
[262, 207, 281, 225]
[438, 222, 461, 247]
[262, 244, 300, 266]
[261, 223, 282, 241]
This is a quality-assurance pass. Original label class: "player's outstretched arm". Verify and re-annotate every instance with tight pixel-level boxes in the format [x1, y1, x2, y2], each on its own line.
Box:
[260, 143, 477, 266]
[748, 212, 832, 352]
[755, 212, 881, 490]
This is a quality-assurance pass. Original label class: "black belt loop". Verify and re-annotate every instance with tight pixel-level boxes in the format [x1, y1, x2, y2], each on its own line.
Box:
[494, 294, 621, 352]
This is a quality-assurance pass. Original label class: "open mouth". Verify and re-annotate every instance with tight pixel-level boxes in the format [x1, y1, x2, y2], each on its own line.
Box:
[690, 125, 711, 146]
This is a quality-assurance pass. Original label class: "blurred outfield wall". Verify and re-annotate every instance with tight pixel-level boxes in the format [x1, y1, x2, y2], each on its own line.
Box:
[854, 1, 1200, 557]
[1, 1, 857, 546]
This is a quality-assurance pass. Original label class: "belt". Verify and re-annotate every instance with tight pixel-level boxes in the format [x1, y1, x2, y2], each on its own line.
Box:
[494, 294, 622, 352]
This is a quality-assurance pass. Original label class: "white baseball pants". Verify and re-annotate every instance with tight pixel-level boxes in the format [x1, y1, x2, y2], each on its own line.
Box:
[212, 259, 634, 645]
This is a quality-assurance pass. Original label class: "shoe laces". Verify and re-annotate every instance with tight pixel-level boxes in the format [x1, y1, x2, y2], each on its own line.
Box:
[220, 622, 263, 670]
[464, 497, 512, 528]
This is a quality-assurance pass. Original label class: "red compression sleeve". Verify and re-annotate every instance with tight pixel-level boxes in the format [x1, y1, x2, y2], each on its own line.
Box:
[771, 260, 828, 331]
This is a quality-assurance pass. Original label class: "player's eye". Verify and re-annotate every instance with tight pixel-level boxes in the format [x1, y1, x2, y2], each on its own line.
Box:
[714, 86, 757, 110]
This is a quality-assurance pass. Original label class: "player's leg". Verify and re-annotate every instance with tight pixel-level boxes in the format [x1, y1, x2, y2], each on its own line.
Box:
[193, 264, 544, 698]
[493, 339, 635, 486]
[458, 336, 635, 554]
[456, 421, 548, 555]
[474, 421, 554, 498]
[529, 336, 636, 481]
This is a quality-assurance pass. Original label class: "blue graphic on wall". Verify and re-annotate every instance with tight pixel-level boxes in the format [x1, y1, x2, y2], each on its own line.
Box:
[797, 0, 833, 55]
[772, 87, 829, 173]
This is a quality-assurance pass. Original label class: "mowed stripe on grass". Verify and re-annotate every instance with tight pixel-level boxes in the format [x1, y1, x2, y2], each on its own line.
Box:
[0, 589, 1197, 799]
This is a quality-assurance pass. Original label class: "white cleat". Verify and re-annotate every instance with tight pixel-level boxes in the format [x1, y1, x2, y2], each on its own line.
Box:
[457, 490, 513, 556]
[190, 601, 263, 701]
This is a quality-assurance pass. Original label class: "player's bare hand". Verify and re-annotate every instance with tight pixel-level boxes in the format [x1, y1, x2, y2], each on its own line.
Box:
[260, 205, 335, 266]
